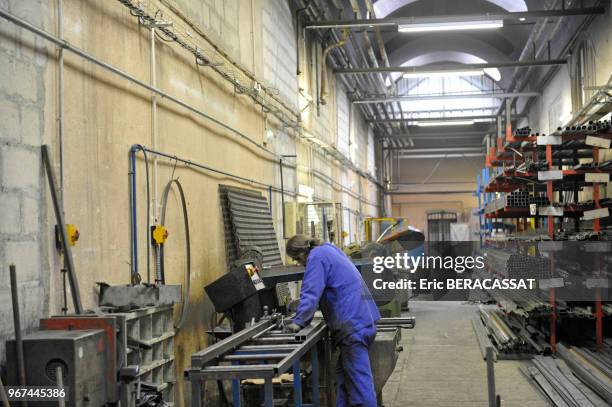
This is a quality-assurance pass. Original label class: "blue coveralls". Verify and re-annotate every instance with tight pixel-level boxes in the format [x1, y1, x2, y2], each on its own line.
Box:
[293, 243, 381, 407]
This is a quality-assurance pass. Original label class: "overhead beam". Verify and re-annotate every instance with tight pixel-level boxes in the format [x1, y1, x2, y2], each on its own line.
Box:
[398, 153, 486, 159]
[305, 8, 606, 29]
[397, 107, 500, 115]
[382, 131, 487, 139]
[387, 147, 483, 153]
[335, 59, 567, 74]
[355, 92, 540, 104]
[386, 190, 476, 195]
[369, 114, 507, 123]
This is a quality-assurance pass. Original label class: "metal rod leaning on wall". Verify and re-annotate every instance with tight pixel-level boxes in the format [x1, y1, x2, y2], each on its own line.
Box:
[10, 265, 27, 407]
[42, 145, 83, 314]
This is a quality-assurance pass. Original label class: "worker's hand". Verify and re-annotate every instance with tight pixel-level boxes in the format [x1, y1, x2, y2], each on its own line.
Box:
[283, 322, 302, 334]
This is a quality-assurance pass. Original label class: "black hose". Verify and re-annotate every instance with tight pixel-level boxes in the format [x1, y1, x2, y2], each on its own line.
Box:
[160, 179, 191, 330]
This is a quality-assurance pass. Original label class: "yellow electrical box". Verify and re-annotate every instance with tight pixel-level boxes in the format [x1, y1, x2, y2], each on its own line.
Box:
[56, 223, 79, 250]
[151, 225, 169, 244]
[66, 224, 79, 246]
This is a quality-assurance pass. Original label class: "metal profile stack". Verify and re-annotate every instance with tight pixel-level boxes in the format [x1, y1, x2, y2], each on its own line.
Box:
[525, 349, 611, 407]
[484, 196, 507, 214]
[506, 189, 550, 207]
[474, 307, 549, 359]
[484, 248, 552, 279]
[556, 344, 612, 404]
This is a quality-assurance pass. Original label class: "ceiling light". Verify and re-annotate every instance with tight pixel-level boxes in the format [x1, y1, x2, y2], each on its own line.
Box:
[519, 17, 526, 21]
[416, 120, 475, 127]
[403, 69, 484, 79]
[398, 20, 503, 33]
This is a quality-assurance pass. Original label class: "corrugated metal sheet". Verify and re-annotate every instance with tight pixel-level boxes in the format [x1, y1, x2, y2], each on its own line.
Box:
[219, 185, 283, 267]
[226, 190, 283, 266]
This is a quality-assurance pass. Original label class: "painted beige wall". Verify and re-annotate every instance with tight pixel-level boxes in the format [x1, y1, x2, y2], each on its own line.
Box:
[391, 193, 477, 238]
[0, 0, 382, 404]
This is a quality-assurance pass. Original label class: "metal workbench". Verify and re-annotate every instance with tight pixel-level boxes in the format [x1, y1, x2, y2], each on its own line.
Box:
[186, 316, 331, 407]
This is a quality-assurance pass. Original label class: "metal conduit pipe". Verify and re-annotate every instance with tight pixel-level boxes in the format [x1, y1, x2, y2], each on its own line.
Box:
[498, 0, 562, 117]
[365, 1, 406, 134]
[303, 1, 386, 136]
[130, 0, 380, 188]
[129, 145, 381, 277]
[0, 8, 284, 162]
[57, 0, 65, 212]
[156, 0, 299, 121]
[320, 28, 349, 105]
[345, 29, 394, 137]
[518, 4, 602, 118]
[120, 0, 299, 130]
[153, 0, 380, 190]
[128, 145, 293, 279]
[348, 0, 391, 95]
[0, 8, 382, 269]
[0, 7, 382, 197]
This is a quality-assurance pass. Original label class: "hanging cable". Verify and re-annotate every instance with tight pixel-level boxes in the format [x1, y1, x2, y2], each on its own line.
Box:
[160, 178, 191, 330]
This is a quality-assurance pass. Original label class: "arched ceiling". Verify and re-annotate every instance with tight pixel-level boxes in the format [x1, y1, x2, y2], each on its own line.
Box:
[395, 51, 502, 82]
[373, 0, 528, 17]
[375, 0, 534, 86]
[303, 0, 601, 156]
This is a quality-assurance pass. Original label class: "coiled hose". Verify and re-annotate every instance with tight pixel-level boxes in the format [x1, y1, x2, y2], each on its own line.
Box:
[160, 179, 191, 331]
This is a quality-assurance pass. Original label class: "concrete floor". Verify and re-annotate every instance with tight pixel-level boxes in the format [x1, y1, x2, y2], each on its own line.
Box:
[381, 301, 548, 407]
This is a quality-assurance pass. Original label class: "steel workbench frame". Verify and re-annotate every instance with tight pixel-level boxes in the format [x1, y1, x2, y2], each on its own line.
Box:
[186, 318, 331, 407]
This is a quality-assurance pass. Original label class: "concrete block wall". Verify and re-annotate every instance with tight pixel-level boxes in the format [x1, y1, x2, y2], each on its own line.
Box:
[262, 0, 298, 108]
[170, 0, 240, 62]
[0, 0, 49, 367]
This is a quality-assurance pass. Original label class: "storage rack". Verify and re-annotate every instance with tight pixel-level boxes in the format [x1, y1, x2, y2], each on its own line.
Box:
[477, 117, 611, 352]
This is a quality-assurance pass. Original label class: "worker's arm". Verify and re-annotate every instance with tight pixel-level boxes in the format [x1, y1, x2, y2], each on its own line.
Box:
[292, 256, 326, 328]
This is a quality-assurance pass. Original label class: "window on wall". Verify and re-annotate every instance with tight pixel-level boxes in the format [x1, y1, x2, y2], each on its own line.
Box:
[571, 40, 596, 111]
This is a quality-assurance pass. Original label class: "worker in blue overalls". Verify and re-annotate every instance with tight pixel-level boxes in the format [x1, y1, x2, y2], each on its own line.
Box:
[283, 235, 380, 407]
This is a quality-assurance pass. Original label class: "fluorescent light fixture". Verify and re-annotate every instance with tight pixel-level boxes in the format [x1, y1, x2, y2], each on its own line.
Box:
[403, 69, 484, 79]
[519, 17, 526, 21]
[416, 120, 475, 127]
[398, 20, 503, 33]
